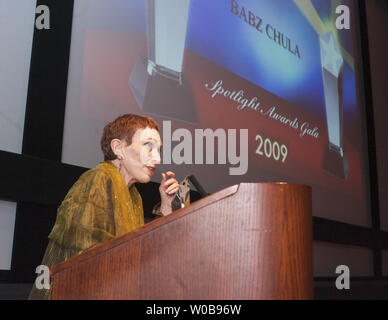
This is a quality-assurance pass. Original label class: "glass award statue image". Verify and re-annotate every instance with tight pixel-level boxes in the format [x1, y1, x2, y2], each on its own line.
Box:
[319, 31, 349, 179]
[129, 0, 197, 123]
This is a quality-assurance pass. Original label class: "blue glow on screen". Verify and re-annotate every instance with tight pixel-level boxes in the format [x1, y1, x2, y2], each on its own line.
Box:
[343, 64, 357, 112]
[185, 0, 357, 116]
[311, 0, 332, 22]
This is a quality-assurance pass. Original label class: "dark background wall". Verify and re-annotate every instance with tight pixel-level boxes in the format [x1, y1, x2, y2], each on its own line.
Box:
[314, 0, 388, 299]
[366, 0, 388, 233]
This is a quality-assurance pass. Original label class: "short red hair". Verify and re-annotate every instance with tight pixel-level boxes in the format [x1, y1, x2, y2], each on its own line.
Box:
[100, 114, 159, 161]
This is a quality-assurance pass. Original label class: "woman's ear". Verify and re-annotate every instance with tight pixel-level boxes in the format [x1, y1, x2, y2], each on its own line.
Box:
[110, 138, 123, 159]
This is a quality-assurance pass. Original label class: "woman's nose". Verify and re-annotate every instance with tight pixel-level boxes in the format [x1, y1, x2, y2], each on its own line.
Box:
[151, 148, 161, 165]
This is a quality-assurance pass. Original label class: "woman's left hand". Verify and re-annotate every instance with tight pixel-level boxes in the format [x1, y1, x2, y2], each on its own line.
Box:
[159, 171, 179, 215]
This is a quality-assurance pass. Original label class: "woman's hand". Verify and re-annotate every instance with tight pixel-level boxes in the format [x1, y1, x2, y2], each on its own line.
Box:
[159, 171, 179, 215]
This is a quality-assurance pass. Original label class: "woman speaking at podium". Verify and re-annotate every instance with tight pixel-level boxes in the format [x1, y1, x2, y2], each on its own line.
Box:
[29, 114, 179, 299]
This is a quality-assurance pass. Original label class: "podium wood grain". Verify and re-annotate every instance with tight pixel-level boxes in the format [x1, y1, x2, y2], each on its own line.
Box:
[50, 183, 313, 299]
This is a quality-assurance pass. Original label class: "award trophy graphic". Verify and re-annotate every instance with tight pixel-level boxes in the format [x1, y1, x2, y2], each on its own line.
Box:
[129, 0, 196, 123]
[319, 31, 349, 179]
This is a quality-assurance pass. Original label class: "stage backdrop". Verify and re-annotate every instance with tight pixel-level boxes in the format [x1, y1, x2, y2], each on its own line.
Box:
[62, 0, 371, 230]
[0, 0, 36, 270]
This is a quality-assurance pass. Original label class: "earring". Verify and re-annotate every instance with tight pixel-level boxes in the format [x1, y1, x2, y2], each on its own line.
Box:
[117, 155, 123, 172]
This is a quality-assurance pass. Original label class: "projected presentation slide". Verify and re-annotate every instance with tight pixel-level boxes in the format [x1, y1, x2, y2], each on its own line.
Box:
[64, 0, 371, 226]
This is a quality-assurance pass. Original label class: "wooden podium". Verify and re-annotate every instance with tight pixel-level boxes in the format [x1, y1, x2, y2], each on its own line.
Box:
[50, 183, 313, 300]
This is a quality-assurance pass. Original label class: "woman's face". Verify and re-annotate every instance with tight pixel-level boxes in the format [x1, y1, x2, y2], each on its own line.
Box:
[118, 127, 162, 185]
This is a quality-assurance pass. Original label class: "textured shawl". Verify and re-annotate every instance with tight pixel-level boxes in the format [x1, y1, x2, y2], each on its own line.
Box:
[29, 161, 144, 299]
